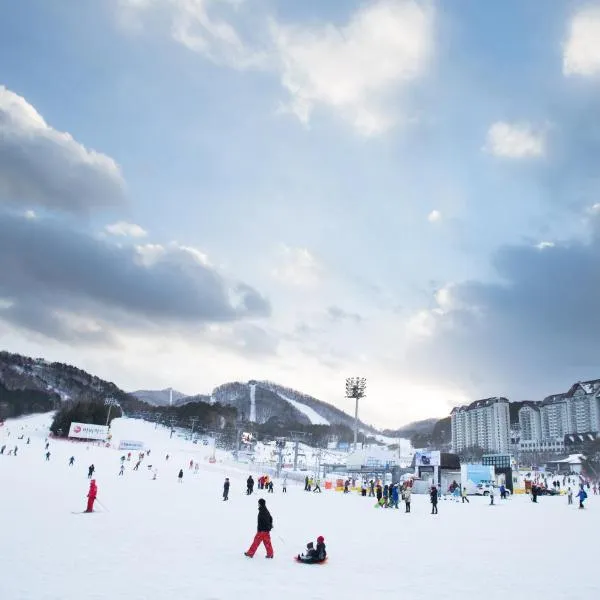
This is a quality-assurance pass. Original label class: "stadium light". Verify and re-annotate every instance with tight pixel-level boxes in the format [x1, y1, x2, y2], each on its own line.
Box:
[104, 397, 120, 427]
[345, 377, 366, 453]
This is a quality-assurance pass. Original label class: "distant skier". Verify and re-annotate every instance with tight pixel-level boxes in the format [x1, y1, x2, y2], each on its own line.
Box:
[244, 498, 274, 559]
[178, 469, 184, 483]
[69, 456, 75, 466]
[119, 465, 124, 476]
[268, 481, 274, 494]
[189, 459, 194, 470]
[26, 437, 30, 445]
[85, 480, 98, 513]
[14, 446, 18, 456]
[568, 487, 573, 505]
[304, 476, 309, 491]
[247, 475, 254, 495]
[88, 464, 95, 479]
[45, 451, 50, 461]
[313, 479, 322, 493]
[223, 477, 230, 501]
[577, 485, 588, 509]
[282, 475, 287, 494]
[430, 485, 439, 514]
[404, 486, 412, 513]
[0, 445, 5, 454]
[45, 442, 50, 450]
[133, 461, 140, 471]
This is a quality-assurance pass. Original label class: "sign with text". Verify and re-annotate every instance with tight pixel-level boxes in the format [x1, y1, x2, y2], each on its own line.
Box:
[118, 440, 145, 451]
[68, 422, 109, 440]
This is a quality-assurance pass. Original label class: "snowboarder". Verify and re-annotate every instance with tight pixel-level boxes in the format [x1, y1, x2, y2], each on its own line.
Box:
[247, 475, 254, 495]
[119, 465, 124, 476]
[297, 536, 326, 564]
[282, 475, 287, 494]
[178, 469, 184, 483]
[69, 456, 75, 466]
[88, 464, 95, 479]
[404, 486, 412, 513]
[85, 480, 98, 513]
[223, 477, 230, 501]
[430, 485, 439, 514]
[244, 498, 274, 558]
[577, 485, 588, 509]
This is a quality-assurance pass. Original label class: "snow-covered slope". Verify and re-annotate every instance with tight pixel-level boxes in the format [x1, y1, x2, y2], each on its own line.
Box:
[275, 393, 330, 425]
[1, 412, 598, 600]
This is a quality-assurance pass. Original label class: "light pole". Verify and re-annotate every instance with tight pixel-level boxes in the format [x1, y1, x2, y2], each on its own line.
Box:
[345, 377, 366, 453]
[105, 397, 120, 427]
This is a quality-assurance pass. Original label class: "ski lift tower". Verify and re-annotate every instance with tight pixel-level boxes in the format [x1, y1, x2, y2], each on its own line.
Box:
[289, 431, 308, 471]
[345, 377, 366, 453]
[275, 437, 286, 477]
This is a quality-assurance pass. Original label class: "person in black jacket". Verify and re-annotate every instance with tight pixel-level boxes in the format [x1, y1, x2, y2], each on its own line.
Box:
[223, 477, 230, 501]
[247, 475, 254, 495]
[430, 485, 439, 514]
[244, 498, 274, 558]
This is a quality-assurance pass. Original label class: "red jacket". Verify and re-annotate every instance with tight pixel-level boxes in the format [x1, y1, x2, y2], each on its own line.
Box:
[88, 481, 97, 499]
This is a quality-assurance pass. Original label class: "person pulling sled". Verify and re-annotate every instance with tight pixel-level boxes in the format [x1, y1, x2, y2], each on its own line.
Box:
[244, 498, 274, 558]
[297, 536, 326, 564]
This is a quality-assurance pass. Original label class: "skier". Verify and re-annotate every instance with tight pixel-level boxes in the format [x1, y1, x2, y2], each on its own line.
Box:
[489, 484, 495, 505]
[314, 478, 322, 493]
[244, 498, 274, 559]
[26, 437, 30, 445]
[282, 475, 287, 494]
[45, 451, 50, 461]
[178, 469, 184, 483]
[567, 487, 573, 505]
[119, 465, 124, 476]
[69, 456, 75, 466]
[88, 464, 95, 479]
[85, 480, 98, 513]
[268, 480, 274, 494]
[577, 485, 588, 509]
[223, 477, 230, 501]
[247, 475, 254, 495]
[297, 536, 327, 564]
[133, 461, 140, 471]
[430, 485, 439, 514]
[404, 486, 412, 513]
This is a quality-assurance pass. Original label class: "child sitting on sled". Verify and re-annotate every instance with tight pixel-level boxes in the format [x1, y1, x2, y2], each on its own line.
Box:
[297, 536, 326, 563]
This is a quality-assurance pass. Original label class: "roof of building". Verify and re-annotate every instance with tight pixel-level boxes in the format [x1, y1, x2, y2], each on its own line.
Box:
[566, 379, 600, 398]
[451, 397, 509, 413]
[518, 401, 542, 412]
[541, 393, 568, 405]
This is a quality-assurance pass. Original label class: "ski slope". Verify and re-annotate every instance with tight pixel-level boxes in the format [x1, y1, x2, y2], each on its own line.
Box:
[276, 393, 330, 426]
[1, 413, 599, 600]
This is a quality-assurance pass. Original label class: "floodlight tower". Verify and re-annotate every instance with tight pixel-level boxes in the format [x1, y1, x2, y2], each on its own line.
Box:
[104, 397, 120, 427]
[345, 377, 366, 453]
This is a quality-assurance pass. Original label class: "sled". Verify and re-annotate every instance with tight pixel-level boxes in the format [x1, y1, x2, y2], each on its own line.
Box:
[294, 556, 328, 565]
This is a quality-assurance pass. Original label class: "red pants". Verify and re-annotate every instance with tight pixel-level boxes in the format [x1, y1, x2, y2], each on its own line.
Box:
[86, 496, 96, 512]
[246, 532, 273, 557]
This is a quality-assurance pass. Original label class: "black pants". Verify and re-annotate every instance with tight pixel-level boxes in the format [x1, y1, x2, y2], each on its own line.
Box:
[462, 496, 469, 503]
[405, 502, 411, 513]
[579, 500, 584, 508]
[283, 487, 287, 493]
[431, 503, 438, 514]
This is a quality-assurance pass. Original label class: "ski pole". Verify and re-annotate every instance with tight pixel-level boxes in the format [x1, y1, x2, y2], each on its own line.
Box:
[95, 498, 110, 512]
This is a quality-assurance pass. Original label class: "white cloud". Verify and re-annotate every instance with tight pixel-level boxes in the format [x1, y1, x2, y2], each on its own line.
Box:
[105, 221, 148, 237]
[272, 245, 321, 286]
[24, 210, 36, 220]
[484, 121, 545, 159]
[427, 209, 442, 222]
[588, 202, 600, 215]
[0, 86, 125, 212]
[535, 241, 555, 250]
[563, 7, 600, 76]
[271, 0, 434, 135]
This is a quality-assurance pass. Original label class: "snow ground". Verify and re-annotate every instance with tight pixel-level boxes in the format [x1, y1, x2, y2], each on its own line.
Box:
[275, 393, 330, 426]
[1, 413, 599, 600]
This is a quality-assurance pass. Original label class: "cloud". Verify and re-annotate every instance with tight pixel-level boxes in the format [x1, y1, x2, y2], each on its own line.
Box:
[327, 305, 363, 324]
[105, 221, 148, 237]
[535, 241, 555, 249]
[405, 211, 600, 397]
[427, 209, 442, 223]
[0, 86, 125, 213]
[271, 0, 434, 134]
[563, 6, 600, 76]
[271, 245, 321, 286]
[0, 212, 270, 343]
[484, 121, 545, 158]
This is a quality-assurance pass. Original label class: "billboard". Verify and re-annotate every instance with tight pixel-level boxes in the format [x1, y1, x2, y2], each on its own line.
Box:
[68, 422, 109, 440]
[118, 440, 144, 451]
[461, 464, 495, 492]
[414, 450, 441, 467]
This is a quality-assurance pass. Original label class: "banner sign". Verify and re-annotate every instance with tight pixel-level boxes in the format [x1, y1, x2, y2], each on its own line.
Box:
[414, 450, 441, 467]
[68, 422, 109, 440]
[118, 440, 145, 451]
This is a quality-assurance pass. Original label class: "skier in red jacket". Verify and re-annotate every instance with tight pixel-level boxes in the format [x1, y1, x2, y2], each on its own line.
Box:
[85, 480, 98, 513]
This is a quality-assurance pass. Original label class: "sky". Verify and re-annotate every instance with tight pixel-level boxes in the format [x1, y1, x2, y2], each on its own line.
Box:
[1, 0, 600, 429]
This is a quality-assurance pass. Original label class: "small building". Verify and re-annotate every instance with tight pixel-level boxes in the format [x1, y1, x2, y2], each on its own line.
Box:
[545, 454, 584, 474]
